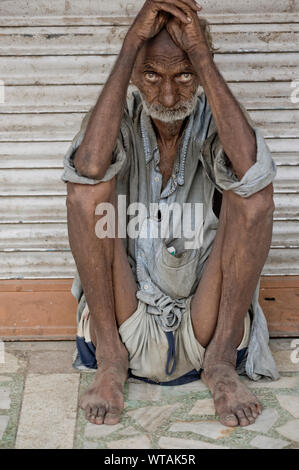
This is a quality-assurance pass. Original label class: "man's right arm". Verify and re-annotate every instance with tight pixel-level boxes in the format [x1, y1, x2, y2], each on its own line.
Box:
[73, 36, 141, 180]
[73, 0, 200, 180]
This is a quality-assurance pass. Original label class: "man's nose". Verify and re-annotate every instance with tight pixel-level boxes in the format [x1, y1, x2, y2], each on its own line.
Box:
[159, 80, 177, 108]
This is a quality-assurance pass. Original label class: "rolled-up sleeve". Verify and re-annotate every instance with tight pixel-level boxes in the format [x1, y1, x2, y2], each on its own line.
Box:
[61, 106, 131, 185]
[200, 109, 277, 198]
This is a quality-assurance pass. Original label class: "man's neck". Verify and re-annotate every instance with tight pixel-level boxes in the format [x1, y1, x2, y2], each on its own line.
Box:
[151, 118, 186, 148]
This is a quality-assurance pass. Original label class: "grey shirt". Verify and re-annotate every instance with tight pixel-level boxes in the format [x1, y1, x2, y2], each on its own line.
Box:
[62, 91, 279, 381]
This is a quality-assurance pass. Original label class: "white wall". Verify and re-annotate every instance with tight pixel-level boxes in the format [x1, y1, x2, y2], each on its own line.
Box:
[0, 0, 298, 278]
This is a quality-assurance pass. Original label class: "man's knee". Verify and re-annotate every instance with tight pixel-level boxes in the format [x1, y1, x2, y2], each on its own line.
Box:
[225, 183, 275, 227]
[66, 179, 115, 216]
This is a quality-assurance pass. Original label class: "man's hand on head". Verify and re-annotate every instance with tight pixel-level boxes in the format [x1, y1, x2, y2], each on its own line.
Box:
[166, 6, 212, 59]
[127, 0, 201, 44]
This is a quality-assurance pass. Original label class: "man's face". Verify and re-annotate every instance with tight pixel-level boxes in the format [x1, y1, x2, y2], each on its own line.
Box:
[131, 29, 201, 123]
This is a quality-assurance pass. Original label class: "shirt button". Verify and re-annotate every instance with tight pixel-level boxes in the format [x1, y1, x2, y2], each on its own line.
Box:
[144, 284, 149, 290]
[154, 176, 160, 182]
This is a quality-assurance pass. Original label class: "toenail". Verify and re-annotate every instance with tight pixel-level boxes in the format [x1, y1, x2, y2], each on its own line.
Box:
[224, 414, 236, 421]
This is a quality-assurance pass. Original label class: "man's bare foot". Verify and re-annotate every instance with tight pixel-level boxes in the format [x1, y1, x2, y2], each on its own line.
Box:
[202, 363, 262, 427]
[80, 352, 128, 425]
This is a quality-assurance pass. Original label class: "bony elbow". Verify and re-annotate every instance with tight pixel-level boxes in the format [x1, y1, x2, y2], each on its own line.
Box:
[73, 154, 103, 180]
[81, 166, 104, 180]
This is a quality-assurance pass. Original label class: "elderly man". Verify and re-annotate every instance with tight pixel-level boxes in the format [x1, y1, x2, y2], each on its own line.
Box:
[62, 0, 279, 428]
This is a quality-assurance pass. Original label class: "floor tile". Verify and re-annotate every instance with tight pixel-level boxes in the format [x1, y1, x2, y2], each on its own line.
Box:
[27, 350, 76, 374]
[127, 382, 162, 401]
[242, 376, 299, 390]
[0, 376, 12, 383]
[159, 436, 229, 449]
[0, 416, 9, 440]
[0, 388, 11, 409]
[189, 398, 215, 416]
[107, 435, 152, 449]
[276, 395, 299, 418]
[127, 404, 181, 432]
[15, 373, 79, 449]
[250, 435, 289, 449]
[246, 408, 278, 433]
[84, 423, 123, 439]
[0, 352, 26, 374]
[169, 421, 235, 440]
[276, 420, 299, 443]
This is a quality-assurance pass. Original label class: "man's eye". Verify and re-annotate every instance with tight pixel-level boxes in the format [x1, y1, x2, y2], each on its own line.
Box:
[179, 73, 192, 82]
[145, 72, 158, 81]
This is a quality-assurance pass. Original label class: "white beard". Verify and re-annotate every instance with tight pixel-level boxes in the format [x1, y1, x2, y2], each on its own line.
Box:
[139, 86, 202, 123]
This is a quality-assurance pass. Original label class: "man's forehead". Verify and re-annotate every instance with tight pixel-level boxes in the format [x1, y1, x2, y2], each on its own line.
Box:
[137, 28, 191, 68]
[142, 56, 192, 70]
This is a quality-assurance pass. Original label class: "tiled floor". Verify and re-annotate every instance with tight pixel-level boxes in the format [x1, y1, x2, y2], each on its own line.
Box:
[0, 339, 299, 449]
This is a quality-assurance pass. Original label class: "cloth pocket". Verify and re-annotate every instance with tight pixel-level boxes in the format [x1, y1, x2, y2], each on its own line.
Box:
[151, 240, 201, 299]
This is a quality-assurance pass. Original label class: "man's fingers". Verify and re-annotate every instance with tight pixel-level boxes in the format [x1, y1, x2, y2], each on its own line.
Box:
[157, 10, 171, 27]
[153, 2, 192, 24]
[181, 0, 202, 11]
[172, 0, 202, 14]
[167, 0, 201, 12]
[153, 0, 201, 12]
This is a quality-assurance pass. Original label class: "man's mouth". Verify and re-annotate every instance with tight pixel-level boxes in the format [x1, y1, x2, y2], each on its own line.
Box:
[140, 89, 200, 123]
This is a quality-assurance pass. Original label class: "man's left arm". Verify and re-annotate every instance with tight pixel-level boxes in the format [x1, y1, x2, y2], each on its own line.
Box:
[190, 54, 257, 181]
[167, 10, 258, 181]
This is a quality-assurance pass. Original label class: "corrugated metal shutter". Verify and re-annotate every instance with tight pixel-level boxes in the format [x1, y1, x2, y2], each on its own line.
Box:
[0, 0, 298, 279]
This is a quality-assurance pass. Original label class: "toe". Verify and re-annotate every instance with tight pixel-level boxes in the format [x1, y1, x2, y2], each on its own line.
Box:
[249, 403, 259, 419]
[235, 408, 250, 427]
[95, 404, 106, 425]
[104, 406, 122, 425]
[243, 406, 255, 424]
[219, 413, 239, 427]
[256, 402, 263, 414]
[95, 414, 104, 425]
[88, 405, 99, 424]
[80, 396, 88, 410]
[84, 405, 92, 421]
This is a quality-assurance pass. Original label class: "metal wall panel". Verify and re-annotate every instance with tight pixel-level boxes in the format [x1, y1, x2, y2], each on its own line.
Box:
[0, 24, 298, 55]
[0, 224, 68, 250]
[0, 252, 76, 279]
[0, 54, 298, 85]
[0, 196, 67, 223]
[0, 110, 297, 141]
[1, 165, 297, 196]
[0, 1, 298, 278]
[0, 82, 297, 114]
[1, 249, 298, 279]
[1, 193, 298, 225]
[0, 220, 297, 251]
[0, 0, 298, 24]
